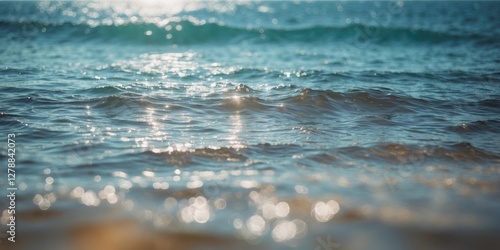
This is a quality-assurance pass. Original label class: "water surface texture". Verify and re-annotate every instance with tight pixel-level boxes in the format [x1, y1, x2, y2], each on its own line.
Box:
[1, 1, 500, 249]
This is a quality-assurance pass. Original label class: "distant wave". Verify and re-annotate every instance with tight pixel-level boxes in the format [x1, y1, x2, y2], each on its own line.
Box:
[1, 19, 496, 46]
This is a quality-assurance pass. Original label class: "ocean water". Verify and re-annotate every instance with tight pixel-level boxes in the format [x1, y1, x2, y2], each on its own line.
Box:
[1, 1, 499, 249]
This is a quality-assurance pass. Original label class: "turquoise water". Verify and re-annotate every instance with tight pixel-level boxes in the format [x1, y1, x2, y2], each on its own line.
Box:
[1, 1, 500, 249]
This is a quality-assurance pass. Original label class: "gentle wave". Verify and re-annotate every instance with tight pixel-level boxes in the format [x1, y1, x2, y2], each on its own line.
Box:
[334, 142, 500, 164]
[118, 142, 500, 168]
[38, 88, 427, 112]
[251, 142, 500, 165]
[2, 85, 496, 116]
[145, 146, 247, 166]
[281, 88, 429, 115]
[1, 20, 496, 46]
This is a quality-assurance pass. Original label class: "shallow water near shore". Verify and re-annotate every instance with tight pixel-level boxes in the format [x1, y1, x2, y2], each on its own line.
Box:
[1, 1, 500, 249]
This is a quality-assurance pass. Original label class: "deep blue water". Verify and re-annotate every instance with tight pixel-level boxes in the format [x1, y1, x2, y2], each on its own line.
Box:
[1, 1, 500, 249]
